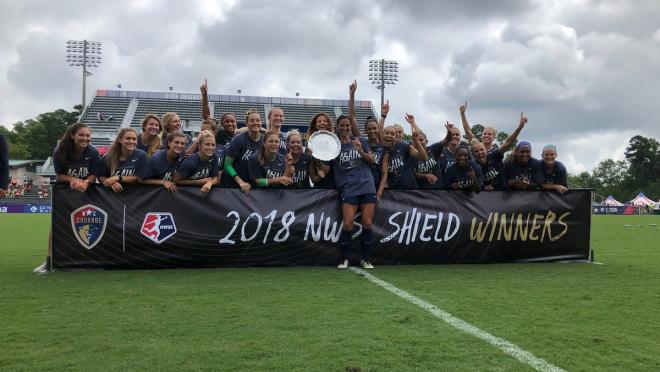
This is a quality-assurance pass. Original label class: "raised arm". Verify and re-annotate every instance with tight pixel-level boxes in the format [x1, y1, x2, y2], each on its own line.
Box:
[405, 114, 428, 161]
[348, 80, 362, 137]
[460, 101, 475, 141]
[200, 79, 210, 121]
[378, 100, 389, 143]
[500, 112, 527, 153]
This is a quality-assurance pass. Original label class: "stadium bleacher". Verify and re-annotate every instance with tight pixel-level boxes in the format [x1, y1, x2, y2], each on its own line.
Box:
[85, 90, 377, 146]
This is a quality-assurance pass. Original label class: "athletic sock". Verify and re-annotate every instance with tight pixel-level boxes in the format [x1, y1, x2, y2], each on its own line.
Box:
[361, 228, 373, 261]
[339, 228, 352, 261]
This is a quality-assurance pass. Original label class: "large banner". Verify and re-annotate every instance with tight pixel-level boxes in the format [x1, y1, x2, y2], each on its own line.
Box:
[52, 185, 591, 269]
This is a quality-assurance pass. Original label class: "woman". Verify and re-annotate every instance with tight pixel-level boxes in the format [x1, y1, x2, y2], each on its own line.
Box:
[174, 130, 220, 193]
[224, 109, 263, 193]
[35, 123, 100, 274]
[185, 118, 218, 157]
[199, 79, 237, 148]
[248, 131, 294, 187]
[53, 123, 100, 191]
[414, 128, 451, 189]
[439, 123, 469, 172]
[97, 128, 147, 193]
[137, 114, 162, 158]
[140, 132, 187, 192]
[505, 141, 540, 190]
[306, 112, 336, 188]
[364, 115, 388, 194]
[460, 101, 498, 153]
[536, 145, 568, 193]
[267, 107, 288, 153]
[286, 130, 314, 188]
[445, 147, 483, 192]
[382, 114, 428, 189]
[332, 81, 379, 269]
[472, 113, 527, 191]
[162, 112, 192, 149]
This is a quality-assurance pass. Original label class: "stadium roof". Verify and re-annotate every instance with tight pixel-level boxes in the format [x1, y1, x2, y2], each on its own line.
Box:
[95, 89, 374, 108]
[9, 160, 45, 168]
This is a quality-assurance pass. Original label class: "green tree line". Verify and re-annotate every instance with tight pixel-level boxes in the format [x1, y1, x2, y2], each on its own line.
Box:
[0, 106, 81, 159]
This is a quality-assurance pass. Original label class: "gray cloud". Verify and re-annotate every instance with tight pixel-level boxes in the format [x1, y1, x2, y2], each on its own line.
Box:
[0, 0, 658, 173]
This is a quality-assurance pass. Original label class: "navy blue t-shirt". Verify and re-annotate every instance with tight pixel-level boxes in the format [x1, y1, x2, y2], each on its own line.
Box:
[368, 141, 386, 188]
[505, 157, 541, 187]
[479, 148, 506, 190]
[176, 152, 219, 180]
[291, 153, 311, 188]
[415, 142, 445, 189]
[216, 129, 235, 148]
[248, 152, 288, 187]
[446, 160, 484, 190]
[332, 137, 376, 197]
[97, 149, 148, 178]
[535, 161, 567, 187]
[141, 149, 181, 181]
[387, 143, 418, 189]
[225, 132, 263, 183]
[277, 132, 288, 154]
[53, 145, 101, 179]
[439, 142, 471, 172]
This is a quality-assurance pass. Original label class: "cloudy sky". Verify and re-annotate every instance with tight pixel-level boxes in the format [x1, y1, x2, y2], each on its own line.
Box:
[1, 0, 659, 173]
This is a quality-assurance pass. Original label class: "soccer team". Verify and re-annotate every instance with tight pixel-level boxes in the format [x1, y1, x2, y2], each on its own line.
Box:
[46, 80, 568, 270]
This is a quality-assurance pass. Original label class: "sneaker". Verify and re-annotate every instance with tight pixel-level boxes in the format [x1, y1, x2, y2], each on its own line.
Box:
[33, 259, 51, 275]
[337, 259, 349, 269]
[360, 260, 374, 269]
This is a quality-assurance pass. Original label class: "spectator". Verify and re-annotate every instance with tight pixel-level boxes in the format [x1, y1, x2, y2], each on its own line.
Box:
[0, 134, 8, 197]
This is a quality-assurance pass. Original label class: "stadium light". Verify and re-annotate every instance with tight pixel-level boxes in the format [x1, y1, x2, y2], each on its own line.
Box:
[368, 59, 398, 115]
[66, 40, 102, 114]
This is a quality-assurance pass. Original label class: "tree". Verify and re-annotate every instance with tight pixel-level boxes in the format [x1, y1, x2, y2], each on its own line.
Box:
[496, 131, 513, 147]
[591, 159, 628, 199]
[568, 171, 601, 190]
[2, 106, 80, 159]
[623, 135, 660, 197]
[463, 124, 484, 141]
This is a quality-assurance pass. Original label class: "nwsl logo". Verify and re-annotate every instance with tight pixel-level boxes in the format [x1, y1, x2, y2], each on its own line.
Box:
[70, 204, 108, 250]
[141, 212, 177, 244]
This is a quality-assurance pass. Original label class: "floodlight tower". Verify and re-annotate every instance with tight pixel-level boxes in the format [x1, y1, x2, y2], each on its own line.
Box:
[368, 59, 398, 115]
[66, 40, 102, 113]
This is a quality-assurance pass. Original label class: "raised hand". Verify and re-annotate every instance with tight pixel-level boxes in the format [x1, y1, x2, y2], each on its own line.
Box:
[382, 100, 390, 116]
[286, 150, 293, 166]
[200, 79, 208, 94]
[519, 112, 528, 127]
[460, 101, 468, 115]
[405, 113, 416, 125]
[349, 80, 357, 95]
[352, 137, 362, 150]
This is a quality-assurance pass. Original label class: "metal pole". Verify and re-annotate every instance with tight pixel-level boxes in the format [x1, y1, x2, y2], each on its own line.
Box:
[380, 59, 385, 112]
[82, 40, 87, 112]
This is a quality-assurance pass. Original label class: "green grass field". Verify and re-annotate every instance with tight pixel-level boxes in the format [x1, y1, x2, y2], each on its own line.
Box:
[1, 214, 659, 371]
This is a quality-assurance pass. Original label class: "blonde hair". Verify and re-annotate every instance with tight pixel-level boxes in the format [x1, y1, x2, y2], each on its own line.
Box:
[107, 128, 137, 176]
[198, 130, 215, 147]
[286, 129, 302, 144]
[245, 109, 261, 123]
[162, 112, 180, 133]
[483, 126, 497, 137]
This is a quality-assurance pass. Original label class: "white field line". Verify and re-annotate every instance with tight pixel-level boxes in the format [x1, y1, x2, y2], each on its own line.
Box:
[349, 267, 566, 372]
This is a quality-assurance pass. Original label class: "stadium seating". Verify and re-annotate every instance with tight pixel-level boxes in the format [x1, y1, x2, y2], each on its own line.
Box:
[85, 90, 377, 146]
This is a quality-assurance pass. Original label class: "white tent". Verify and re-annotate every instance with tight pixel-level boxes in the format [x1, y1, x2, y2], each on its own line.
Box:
[629, 192, 655, 207]
[602, 195, 624, 206]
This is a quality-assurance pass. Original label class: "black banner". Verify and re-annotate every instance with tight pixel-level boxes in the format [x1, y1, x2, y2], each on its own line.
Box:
[52, 185, 591, 269]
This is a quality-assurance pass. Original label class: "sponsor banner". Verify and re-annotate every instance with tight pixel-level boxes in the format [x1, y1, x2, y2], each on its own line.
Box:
[592, 205, 628, 214]
[0, 204, 51, 213]
[51, 185, 592, 269]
